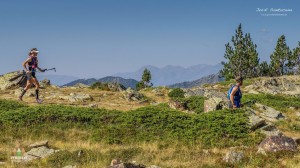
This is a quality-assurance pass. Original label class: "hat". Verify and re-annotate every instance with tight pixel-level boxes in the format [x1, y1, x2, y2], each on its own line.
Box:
[30, 48, 39, 53]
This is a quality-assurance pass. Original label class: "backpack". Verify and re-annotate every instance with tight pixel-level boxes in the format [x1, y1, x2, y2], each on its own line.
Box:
[227, 85, 242, 100]
[227, 85, 235, 99]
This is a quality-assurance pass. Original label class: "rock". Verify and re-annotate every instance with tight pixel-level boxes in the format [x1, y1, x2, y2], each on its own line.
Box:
[203, 89, 230, 112]
[29, 140, 48, 149]
[295, 112, 300, 117]
[24, 146, 56, 161]
[258, 135, 297, 154]
[123, 88, 144, 101]
[260, 125, 282, 137]
[250, 76, 300, 96]
[168, 100, 187, 110]
[0, 71, 25, 90]
[108, 83, 126, 92]
[60, 93, 93, 102]
[256, 104, 285, 121]
[293, 137, 300, 145]
[223, 150, 244, 164]
[249, 114, 266, 131]
[183, 88, 205, 97]
[40, 79, 50, 88]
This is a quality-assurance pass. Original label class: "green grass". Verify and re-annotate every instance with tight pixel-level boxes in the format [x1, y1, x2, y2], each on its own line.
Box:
[0, 99, 255, 148]
[243, 93, 300, 112]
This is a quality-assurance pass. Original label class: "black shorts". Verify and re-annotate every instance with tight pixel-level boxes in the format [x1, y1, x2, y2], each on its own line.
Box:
[27, 71, 36, 80]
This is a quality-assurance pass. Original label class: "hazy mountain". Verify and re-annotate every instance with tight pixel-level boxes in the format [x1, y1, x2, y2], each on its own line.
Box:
[168, 73, 224, 88]
[63, 76, 139, 89]
[37, 74, 79, 86]
[114, 64, 222, 86]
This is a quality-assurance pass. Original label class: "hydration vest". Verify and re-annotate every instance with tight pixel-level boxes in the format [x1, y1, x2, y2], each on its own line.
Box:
[227, 85, 242, 100]
[28, 56, 38, 69]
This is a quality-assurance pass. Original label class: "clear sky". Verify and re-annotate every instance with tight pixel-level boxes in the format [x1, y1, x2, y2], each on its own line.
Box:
[0, 0, 299, 78]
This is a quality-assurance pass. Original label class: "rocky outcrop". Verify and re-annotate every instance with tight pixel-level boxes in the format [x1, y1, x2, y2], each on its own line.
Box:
[123, 88, 145, 101]
[0, 71, 24, 90]
[258, 135, 298, 154]
[183, 88, 230, 112]
[245, 76, 300, 96]
[107, 83, 126, 92]
[59, 93, 93, 102]
[249, 114, 266, 131]
[255, 104, 285, 122]
[203, 89, 230, 112]
[11, 140, 58, 163]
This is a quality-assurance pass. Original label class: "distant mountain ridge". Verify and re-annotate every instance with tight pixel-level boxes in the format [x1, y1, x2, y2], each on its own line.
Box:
[63, 76, 139, 89]
[168, 73, 224, 88]
[114, 64, 222, 86]
[37, 74, 79, 86]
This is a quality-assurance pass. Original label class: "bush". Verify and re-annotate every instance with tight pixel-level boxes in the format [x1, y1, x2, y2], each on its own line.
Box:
[168, 88, 185, 99]
[90, 82, 110, 91]
[186, 96, 205, 114]
[0, 99, 254, 148]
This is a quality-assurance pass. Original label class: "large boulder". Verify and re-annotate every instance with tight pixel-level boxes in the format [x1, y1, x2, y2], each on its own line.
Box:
[258, 135, 298, 154]
[246, 76, 300, 96]
[24, 146, 55, 161]
[203, 89, 230, 112]
[0, 71, 24, 90]
[249, 114, 266, 131]
[256, 104, 285, 122]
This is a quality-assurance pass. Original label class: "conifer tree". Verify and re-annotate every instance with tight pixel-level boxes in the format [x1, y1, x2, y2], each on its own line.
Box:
[270, 35, 292, 76]
[289, 41, 300, 74]
[220, 24, 259, 80]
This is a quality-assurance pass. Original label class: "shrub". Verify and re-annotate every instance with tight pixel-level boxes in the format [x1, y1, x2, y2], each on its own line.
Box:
[168, 88, 185, 99]
[90, 82, 110, 91]
[0, 99, 253, 148]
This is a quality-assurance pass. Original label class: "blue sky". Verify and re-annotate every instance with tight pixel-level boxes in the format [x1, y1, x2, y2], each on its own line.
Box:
[0, 0, 299, 78]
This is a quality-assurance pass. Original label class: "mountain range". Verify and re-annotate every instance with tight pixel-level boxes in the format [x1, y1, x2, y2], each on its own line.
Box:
[114, 63, 222, 86]
[63, 76, 139, 89]
[168, 73, 224, 88]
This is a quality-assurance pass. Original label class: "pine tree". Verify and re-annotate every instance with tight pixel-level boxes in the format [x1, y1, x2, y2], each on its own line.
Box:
[142, 68, 152, 86]
[220, 24, 259, 80]
[258, 61, 270, 76]
[270, 35, 292, 76]
[136, 68, 153, 90]
[289, 41, 300, 74]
